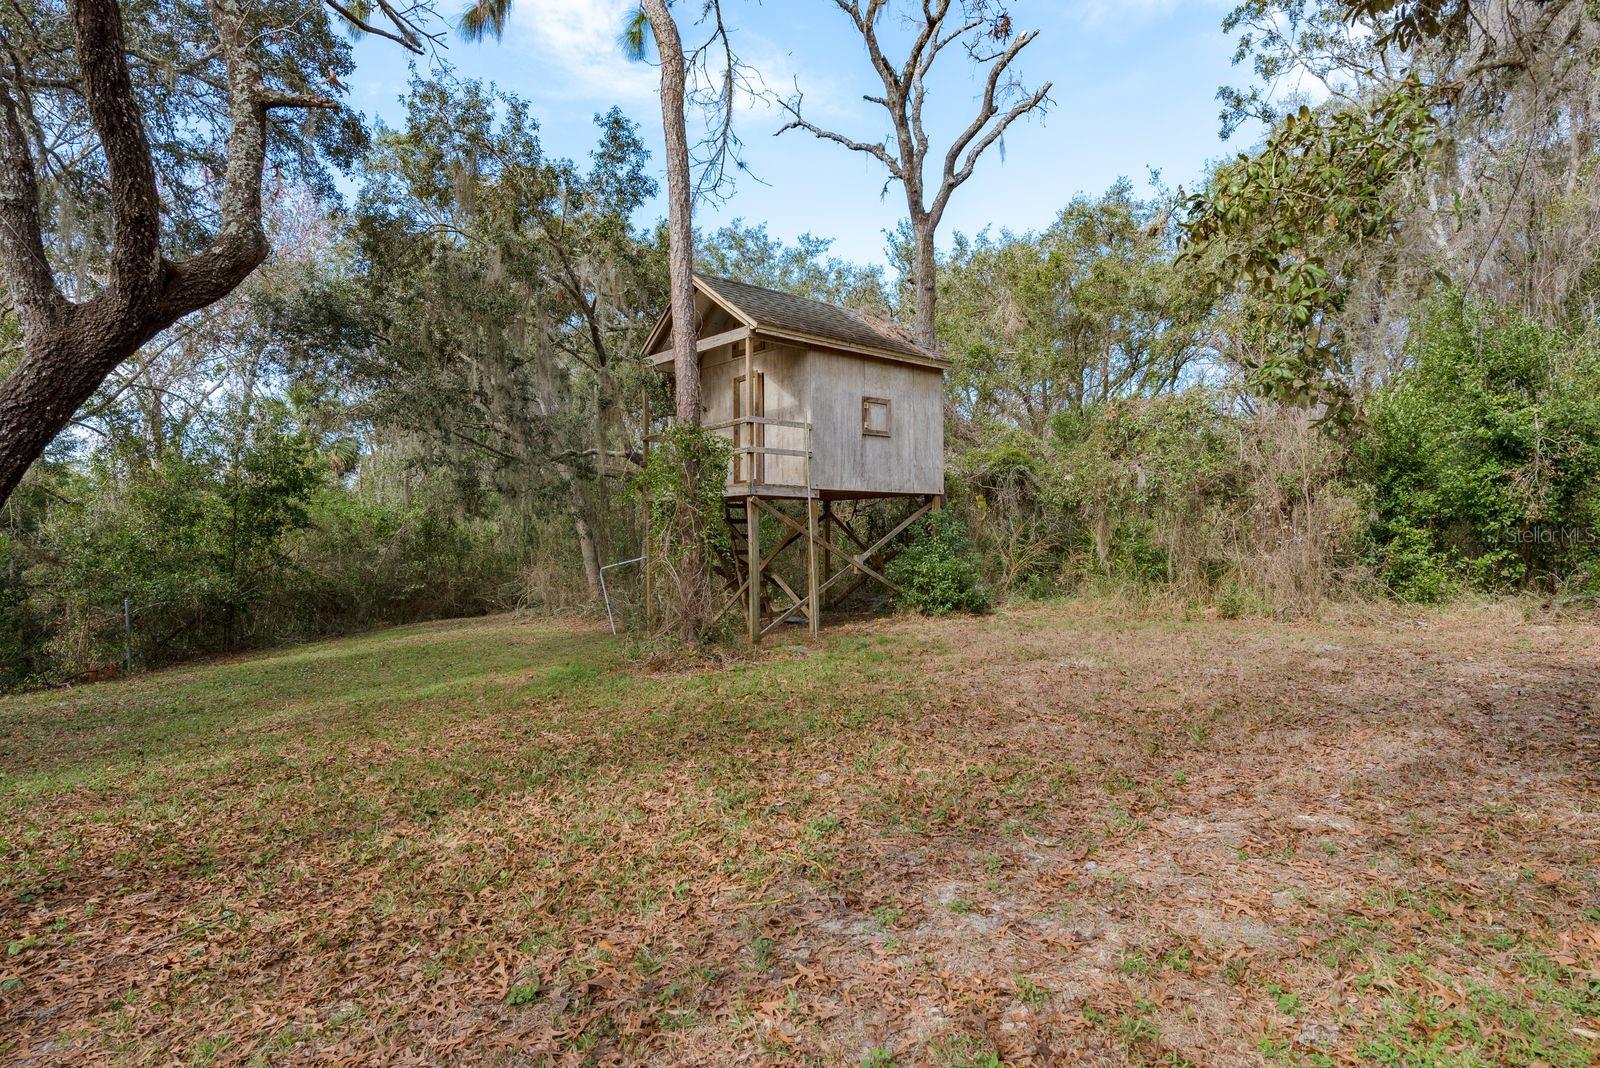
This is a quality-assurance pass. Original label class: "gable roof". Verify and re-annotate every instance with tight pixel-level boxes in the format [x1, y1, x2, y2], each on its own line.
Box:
[643, 274, 944, 370]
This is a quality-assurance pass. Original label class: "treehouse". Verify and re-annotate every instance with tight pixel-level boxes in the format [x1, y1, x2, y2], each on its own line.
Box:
[642, 274, 948, 642]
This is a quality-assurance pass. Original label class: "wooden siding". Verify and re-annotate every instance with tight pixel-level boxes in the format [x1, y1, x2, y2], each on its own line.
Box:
[804, 349, 944, 496]
[678, 333, 944, 498]
[701, 342, 809, 489]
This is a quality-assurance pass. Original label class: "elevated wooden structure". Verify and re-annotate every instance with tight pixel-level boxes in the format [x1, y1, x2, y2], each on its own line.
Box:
[644, 275, 947, 642]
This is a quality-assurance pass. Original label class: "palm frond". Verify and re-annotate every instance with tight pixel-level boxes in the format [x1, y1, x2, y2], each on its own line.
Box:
[459, 0, 512, 42]
[618, 7, 651, 62]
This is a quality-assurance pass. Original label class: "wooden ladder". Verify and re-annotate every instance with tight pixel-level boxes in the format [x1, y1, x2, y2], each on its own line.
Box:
[719, 500, 750, 589]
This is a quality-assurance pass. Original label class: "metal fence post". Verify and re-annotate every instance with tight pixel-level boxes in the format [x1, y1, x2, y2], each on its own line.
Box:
[599, 557, 644, 636]
[122, 597, 132, 674]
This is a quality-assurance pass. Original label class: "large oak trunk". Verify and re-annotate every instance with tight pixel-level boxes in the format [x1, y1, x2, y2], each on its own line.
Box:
[0, 315, 150, 504]
[0, 0, 321, 509]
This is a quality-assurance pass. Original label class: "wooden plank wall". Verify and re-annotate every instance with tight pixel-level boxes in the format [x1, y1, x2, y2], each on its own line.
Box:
[701, 342, 809, 488]
[805, 349, 944, 496]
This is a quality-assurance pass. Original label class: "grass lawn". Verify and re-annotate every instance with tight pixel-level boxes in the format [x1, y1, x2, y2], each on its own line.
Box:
[1, 602, 1598, 1064]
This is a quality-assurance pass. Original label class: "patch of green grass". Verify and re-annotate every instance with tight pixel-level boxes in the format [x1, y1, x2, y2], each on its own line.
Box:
[186, 1034, 232, 1066]
[1352, 960, 1599, 1067]
[1160, 945, 1194, 973]
[1117, 950, 1154, 975]
[750, 936, 776, 973]
[1113, 1000, 1161, 1046]
[1266, 982, 1302, 1016]
[930, 1033, 1001, 1068]
[0, 619, 615, 785]
[1014, 976, 1050, 1007]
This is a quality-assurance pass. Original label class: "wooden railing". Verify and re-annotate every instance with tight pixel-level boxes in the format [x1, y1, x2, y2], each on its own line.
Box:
[703, 416, 813, 496]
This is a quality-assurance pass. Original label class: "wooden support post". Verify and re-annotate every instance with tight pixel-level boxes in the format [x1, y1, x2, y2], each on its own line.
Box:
[746, 496, 761, 644]
[640, 388, 654, 627]
[743, 334, 755, 492]
[819, 501, 843, 609]
[807, 496, 821, 638]
[813, 496, 934, 604]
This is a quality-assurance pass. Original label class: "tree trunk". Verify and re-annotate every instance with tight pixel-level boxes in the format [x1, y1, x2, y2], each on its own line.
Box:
[0, 299, 183, 504]
[572, 506, 603, 602]
[0, 0, 306, 509]
[642, 0, 714, 640]
[644, 0, 699, 426]
[910, 212, 939, 352]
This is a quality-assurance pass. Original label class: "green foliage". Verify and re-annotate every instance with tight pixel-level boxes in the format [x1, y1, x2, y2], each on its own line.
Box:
[885, 511, 991, 615]
[1182, 85, 1438, 427]
[0, 553, 48, 690]
[638, 425, 734, 567]
[939, 180, 1209, 433]
[352, 78, 661, 509]
[2, 399, 526, 688]
[28, 406, 327, 668]
[1059, 390, 1246, 582]
[938, 387, 1364, 613]
[1357, 290, 1600, 599]
[947, 427, 1072, 596]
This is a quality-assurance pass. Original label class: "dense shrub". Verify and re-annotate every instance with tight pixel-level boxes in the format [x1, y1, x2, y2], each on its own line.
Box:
[886, 510, 991, 614]
[2, 430, 527, 689]
[27, 410, 327, 670]
[1358, 291, 1600, 600]
[948, 428, 1070, 597]
[635, 424, 735, 636]
[1057, 390, 1243, 583]
[1037, 390, 1362, 610]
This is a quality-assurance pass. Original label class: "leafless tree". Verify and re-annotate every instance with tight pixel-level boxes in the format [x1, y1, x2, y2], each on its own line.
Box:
[778, 0, 1051, 350]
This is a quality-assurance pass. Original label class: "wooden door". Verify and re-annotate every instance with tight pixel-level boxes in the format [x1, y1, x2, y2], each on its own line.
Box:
[732, 371, 765, 484]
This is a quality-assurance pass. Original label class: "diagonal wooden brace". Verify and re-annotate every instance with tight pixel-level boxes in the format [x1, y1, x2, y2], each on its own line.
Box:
[711, 522, 805, 628]
[813, 497, 935, 603]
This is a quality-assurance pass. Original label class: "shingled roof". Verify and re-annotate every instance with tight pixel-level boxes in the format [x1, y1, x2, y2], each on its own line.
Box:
[644, 274, 944, 368]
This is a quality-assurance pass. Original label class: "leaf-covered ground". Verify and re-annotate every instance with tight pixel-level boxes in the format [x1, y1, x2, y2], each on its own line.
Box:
[1, 601, 1598, 1065]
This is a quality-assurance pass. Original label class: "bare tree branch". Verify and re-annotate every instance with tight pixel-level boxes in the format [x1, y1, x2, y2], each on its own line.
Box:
[776, 0, 1050, 348]
[776, 88, 903, 177]
[324, 0, 427, 54]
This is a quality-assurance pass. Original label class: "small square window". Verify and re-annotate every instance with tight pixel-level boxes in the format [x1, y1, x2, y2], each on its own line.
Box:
[862, 396, 891, 437]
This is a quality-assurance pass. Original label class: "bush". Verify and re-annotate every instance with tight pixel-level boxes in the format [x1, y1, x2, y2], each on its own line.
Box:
[2, 422, 530, 689]
[634, 424, 735, 637]
[886, 510, 991, 615]
[1049, 390, 1361, 610]
[1357, 290, 1600, 599]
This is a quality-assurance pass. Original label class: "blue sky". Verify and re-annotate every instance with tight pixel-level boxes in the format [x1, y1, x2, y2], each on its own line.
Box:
[345, 0, 1255, 267]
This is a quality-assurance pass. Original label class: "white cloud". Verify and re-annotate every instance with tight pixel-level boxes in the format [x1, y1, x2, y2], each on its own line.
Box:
[498, 3, 845, 125]
[1065, 0, 1227, 30]
[505, 0, 657, 103]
